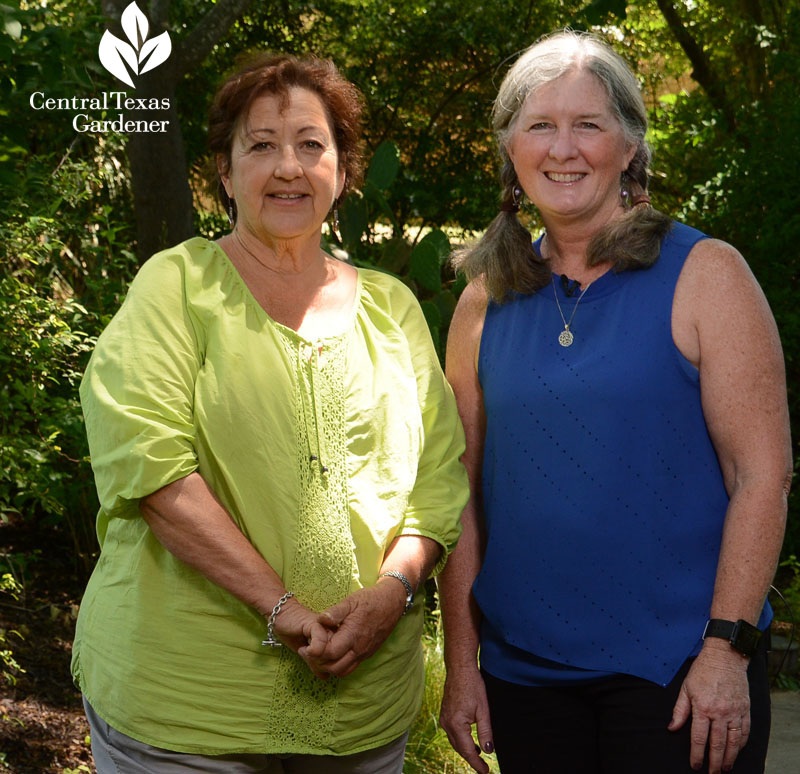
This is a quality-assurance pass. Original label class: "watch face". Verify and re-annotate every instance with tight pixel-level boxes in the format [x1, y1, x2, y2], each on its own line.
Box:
[732, 620, 762, 656]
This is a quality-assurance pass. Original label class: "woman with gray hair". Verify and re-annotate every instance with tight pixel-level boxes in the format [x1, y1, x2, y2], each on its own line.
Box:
[439, 29, 790, 774]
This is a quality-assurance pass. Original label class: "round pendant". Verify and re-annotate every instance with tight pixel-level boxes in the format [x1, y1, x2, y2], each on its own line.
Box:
[558, 329, 574, 347]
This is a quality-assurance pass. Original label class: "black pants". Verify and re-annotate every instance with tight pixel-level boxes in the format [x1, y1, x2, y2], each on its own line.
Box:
[482, 637, 770, 774]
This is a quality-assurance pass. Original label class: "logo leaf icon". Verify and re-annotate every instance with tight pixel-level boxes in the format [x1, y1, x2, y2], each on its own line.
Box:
[98, 29, 138, 88]
[98, 1, 172, 88]
[139, 31, 172, 75]
[121, 2, 149, 50]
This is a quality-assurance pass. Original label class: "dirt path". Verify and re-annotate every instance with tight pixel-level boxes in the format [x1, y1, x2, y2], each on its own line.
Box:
[0, 520, 95, 773]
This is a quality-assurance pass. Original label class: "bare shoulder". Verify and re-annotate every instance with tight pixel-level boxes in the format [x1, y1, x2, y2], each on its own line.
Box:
[672, 238, 777, 367]
[674, 239, 790, 494]
[456, 277, 490, 311]
[446, 280, 489, 376]
[676, 238, 761, 297]
[450, 280, 490, 337]
[446, 280, 489, 460]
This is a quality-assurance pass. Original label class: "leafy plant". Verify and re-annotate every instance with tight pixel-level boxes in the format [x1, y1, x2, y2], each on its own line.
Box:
[0, 146, 135, 577]
[0, 573, 25, 688]
[0, 271, 98, 573]
[327, 141, 464, 359]
[774, 555, 800, 625]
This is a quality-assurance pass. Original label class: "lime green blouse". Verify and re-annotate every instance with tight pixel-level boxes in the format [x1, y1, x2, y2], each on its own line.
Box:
[71, 238, 467, 755]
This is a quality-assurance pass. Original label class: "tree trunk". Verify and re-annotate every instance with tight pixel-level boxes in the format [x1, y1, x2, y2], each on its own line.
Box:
[101, 0, 256, 263]
[125, 64, 195, 263]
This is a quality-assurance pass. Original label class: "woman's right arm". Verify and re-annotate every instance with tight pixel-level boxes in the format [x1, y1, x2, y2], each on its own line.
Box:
[140, 473, 336, 677]
[83, 252, 333, 675]
[438, 280, 493, 773]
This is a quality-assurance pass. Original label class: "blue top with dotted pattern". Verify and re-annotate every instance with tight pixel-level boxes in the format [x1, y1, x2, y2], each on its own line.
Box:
[475, 221, 771, 687]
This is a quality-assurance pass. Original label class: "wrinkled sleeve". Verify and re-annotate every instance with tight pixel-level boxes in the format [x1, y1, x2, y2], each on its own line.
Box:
[80, 252, 203, 524]
[395, 288, 468, 574]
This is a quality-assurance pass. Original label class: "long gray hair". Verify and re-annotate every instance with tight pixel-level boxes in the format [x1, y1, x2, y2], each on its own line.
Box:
[454, 29, 672, 302]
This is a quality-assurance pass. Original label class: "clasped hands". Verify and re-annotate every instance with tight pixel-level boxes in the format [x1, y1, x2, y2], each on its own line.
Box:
[269, 581, 408, 680]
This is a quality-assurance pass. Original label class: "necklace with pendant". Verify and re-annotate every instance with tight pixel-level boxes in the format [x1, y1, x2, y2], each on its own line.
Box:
[551, 275, 591, 347]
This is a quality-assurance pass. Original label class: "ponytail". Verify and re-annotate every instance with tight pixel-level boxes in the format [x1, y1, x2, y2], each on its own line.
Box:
[587, 143, 673, 271]
[451, 161, 550, 303]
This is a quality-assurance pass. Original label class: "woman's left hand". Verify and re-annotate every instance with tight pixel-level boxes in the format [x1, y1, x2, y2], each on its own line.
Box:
[668, 641, 751, 774]
[271, 597, 339, 679]
[299, 582, 407, 678]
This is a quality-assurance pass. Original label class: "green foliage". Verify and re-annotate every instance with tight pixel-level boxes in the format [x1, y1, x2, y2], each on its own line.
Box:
[0, 148, 135, 577]
[410, 232, 448, 294]
[0, 573, 25, 688]
[327, 141, 460, 358]
[0, 0, 139, 577]
[0, 269, 98, 572]
[771, 554, 799, 687]
[773, 672, 800, 692]
[0, 1, 107, 186]
[582, 0, 628, 26]
[774, 555, 800, 626]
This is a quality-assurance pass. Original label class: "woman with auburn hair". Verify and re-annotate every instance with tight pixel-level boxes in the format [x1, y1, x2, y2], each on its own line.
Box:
[73, 53, 467, 773]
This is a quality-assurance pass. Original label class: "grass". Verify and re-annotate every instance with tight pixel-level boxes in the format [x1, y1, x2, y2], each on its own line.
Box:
[404, 614, 499, 774]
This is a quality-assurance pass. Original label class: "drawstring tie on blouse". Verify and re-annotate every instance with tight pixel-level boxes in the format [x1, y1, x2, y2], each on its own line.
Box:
[298, 342, 329, 476]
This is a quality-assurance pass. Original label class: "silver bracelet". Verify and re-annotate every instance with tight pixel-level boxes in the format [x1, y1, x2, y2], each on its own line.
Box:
[261, 591, 294, 647]
[379, 570, 414, 615]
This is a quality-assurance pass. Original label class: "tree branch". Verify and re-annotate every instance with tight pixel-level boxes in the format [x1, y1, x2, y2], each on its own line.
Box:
[655, 0, 736, 130]
[100, 0, 125, 25]
[736, 0, 768, 99]
[424, 62, 498, 134]
[150, 0, 171, 27]
[177, 0, 256, 77]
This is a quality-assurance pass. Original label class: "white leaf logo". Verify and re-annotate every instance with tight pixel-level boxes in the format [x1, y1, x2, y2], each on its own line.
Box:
[98, 2, 172, 88]
[121, 1, 149, 48]
[99, 30, 138, 88]
[140, 32, 172, 74]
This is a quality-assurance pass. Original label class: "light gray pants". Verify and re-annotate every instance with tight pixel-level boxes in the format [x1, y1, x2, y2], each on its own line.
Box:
[84, 698, 408, 774]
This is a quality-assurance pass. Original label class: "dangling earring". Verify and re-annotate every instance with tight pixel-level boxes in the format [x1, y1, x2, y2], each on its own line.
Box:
[500, 185, 523, 213]
[227, 199, 236, 228]
[330, 197, 340, 238]
[620, 172, 631, 208]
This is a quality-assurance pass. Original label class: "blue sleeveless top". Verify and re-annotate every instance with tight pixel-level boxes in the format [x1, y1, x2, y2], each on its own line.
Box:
[475, 222, 770, 687]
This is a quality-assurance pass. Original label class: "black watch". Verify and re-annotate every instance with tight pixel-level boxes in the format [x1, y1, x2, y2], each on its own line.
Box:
[702, 618, 762, 658]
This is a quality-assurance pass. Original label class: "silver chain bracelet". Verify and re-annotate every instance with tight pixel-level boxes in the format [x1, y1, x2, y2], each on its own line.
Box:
[261, 591, 294, 647]
[379, 570, 414, 614]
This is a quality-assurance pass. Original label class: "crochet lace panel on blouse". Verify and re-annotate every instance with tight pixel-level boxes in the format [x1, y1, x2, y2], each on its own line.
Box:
[263, 332, 354, 749]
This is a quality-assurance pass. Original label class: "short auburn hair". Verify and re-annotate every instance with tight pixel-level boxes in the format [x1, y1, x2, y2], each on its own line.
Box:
[207, 53, 364, 213]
